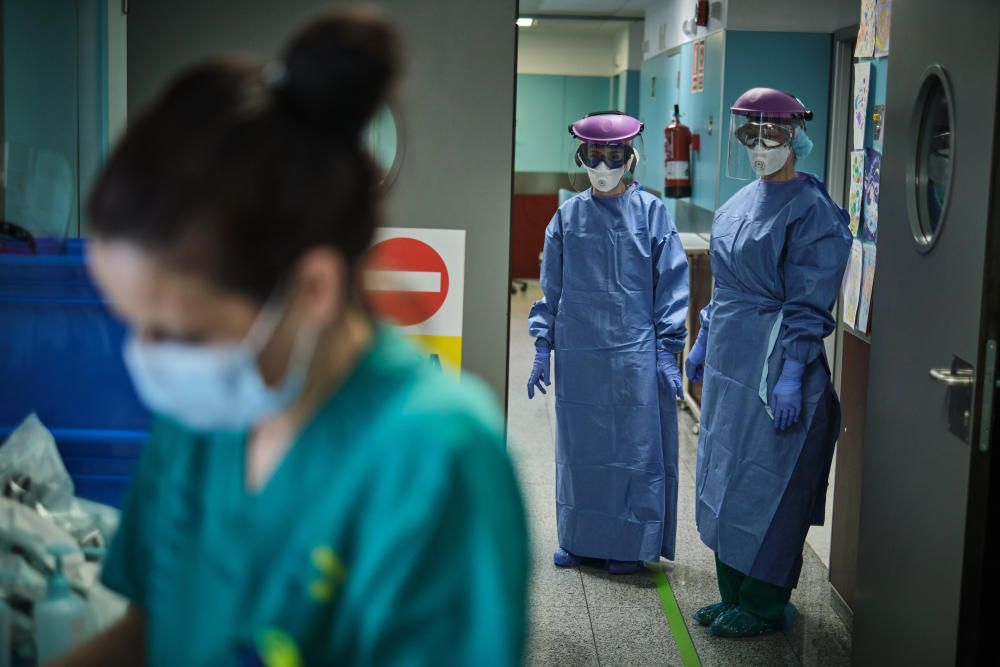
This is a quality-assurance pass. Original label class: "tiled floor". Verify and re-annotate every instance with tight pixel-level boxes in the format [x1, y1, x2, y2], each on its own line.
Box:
[507, 284, 851, 666]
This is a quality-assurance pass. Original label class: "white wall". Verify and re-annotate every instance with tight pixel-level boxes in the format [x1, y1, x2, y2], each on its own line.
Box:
[612, 22, 643, 73]
[615, 25, 630, 72]
[727, 0, 857, 33]
[518, 28, 623, 76]
[627, 22, 644, 69]
[641, 0, 858, 61]
[613, 23, 644, 72]
[643, 0, 728, 60]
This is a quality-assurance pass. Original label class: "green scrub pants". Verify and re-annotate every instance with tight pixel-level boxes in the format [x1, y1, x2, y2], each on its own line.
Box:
[716, 554, 792, 623]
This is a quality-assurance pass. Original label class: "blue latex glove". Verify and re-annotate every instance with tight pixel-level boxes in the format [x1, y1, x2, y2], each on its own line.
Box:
[685, 329, 708, 384]
[657, 350, 683, 399]
[770, 359, 805, 431]
[527, 339, 551, 399]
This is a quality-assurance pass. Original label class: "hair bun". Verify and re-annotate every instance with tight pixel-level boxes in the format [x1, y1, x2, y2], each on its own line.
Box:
[278, 9, 400, 140]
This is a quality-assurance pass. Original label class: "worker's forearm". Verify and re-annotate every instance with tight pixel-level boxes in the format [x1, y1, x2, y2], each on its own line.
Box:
[44, 605, 146, 667]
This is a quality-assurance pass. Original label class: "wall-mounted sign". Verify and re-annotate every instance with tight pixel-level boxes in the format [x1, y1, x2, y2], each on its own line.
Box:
[364, 227, 466, 373]
[691, 39, 705, 93]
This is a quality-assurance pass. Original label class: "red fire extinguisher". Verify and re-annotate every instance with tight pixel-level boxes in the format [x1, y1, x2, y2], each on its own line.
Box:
[664, 104, 692, 199]
[696, 0, 710, 27]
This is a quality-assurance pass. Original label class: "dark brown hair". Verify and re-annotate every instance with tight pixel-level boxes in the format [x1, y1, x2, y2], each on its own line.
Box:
[87, 10, 400, 301]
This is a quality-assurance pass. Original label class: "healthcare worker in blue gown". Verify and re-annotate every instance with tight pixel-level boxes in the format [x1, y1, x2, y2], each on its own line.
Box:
[527, 111, 689, 575]
[686, 88, 852, 638]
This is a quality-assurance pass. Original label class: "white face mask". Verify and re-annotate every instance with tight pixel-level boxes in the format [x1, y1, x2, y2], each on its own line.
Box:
[586, 161, 625, 192]
[122, 296, 319, 432]
[746, 144, 791, 177]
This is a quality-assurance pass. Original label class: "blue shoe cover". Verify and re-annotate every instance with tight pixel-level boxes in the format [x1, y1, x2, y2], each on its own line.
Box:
[708, 607, 781, 638]
[553, 548, 581, 568]
[693, 602, 736, 627]
[607, 560, 643, 575]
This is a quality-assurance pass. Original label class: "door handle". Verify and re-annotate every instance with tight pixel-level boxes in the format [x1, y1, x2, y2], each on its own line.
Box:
[929, 367, 975, 387]
[932, 359, 976, 444]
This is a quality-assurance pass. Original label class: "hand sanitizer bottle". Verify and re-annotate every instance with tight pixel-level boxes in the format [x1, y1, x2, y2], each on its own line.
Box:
[33, 546, 90, 663]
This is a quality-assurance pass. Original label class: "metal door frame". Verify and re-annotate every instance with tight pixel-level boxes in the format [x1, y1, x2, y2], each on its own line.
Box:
[957, 63, 1000, 664]
[827, 27, 858, 397]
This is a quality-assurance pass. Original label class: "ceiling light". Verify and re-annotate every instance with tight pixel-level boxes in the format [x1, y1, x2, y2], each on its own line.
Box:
[516, 17, 536, 28]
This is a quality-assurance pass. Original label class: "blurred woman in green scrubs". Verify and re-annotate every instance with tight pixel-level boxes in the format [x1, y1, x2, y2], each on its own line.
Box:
[50, 10, 528, 667]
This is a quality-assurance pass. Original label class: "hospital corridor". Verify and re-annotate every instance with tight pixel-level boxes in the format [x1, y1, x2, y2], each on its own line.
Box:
[1, 0, 999, 665]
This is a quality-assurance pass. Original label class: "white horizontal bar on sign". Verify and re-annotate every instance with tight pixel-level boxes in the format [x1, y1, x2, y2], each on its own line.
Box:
[364, 270, 442, 293]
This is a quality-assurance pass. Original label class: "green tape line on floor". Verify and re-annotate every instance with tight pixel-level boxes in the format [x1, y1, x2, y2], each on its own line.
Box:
[652, 571, 702, 667]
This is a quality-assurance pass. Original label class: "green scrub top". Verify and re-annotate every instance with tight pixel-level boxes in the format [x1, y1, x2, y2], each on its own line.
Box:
[101, 327, 529, 666]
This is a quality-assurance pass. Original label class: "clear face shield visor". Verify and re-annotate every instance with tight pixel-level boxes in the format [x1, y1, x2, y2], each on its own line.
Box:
[727, 114, 799, 180]
[568, 135, 644, 192]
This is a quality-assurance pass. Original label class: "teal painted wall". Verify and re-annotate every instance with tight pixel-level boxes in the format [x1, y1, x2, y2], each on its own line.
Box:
[639, 31, 834, 226]
[516, 32, 833, 215]
[515, 74, 612, 173]
[78, 0, 109, 219]
[636, 51, 674, 203]
[365, 104, 399, 176]
[625, 71, 640, 118]
[637, 34, 723, 224]
[2, 0, 79, 238]
[867, 57, 888, 151]
[614, 70, 640, 118]
[677, 31, 725, 212]
[3, 0, 108, 238]
[720, 31, 833, 204]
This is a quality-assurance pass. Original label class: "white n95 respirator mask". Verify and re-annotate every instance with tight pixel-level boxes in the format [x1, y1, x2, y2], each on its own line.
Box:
[746, 144, 791, 177]
[586, 162, 625, 192]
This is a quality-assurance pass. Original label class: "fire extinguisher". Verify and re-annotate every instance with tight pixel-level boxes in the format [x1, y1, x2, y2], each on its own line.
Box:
[696, 0, 710, 27]
[664, 104, 692, 199]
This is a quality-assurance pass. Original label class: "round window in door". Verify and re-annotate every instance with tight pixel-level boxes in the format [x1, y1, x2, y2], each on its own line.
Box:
[908, 65, 955, 252]
[364, 102, 404, 190]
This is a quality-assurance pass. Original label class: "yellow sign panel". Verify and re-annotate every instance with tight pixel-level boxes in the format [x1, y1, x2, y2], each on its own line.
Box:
[406, 334, 462, 376]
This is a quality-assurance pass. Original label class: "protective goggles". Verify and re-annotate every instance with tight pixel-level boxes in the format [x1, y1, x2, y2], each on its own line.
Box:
[575, 142, 633, 169]
[734, 122, 795, 149]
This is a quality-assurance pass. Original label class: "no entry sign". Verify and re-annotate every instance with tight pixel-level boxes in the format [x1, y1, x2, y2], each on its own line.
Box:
[366, 237, 450, 326]
[363, 228, 466, 372]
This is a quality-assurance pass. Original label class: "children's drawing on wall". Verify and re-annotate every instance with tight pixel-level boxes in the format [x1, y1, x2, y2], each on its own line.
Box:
[875, 1, 892, 57]
[853, 63, 872, 150]
[842, 239, 865, 329]
[849, 150, 866, 236]
[863, 149, 881, 242]
[857, 242, 877, 334]
[855, 0, 878, 58]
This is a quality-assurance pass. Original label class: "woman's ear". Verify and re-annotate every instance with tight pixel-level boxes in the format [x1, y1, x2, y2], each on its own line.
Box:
[292, 247, 350, 325]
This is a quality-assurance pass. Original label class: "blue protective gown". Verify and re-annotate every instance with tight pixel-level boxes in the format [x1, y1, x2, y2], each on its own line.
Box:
[696, 173, 852, 588]
[529, 183, 689, 562]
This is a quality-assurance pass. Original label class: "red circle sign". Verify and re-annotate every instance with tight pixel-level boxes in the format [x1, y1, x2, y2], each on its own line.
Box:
[365, 237, 450, 326]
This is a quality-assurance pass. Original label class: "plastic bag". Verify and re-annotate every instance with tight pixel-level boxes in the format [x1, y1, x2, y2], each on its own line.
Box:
[0, 415, 119, 549]
[0, 416, 127, 643]
[0, 415, 75, 515]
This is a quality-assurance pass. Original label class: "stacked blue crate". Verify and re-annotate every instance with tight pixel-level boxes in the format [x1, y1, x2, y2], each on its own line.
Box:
[0, 239, 149, 507]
